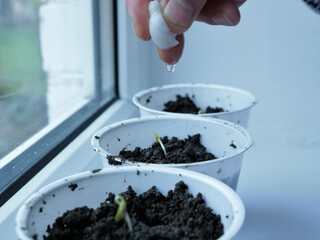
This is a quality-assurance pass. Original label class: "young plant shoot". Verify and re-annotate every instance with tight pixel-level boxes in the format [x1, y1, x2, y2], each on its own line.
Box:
[114, 195, 133, 233]
[154, 133, 167, 157]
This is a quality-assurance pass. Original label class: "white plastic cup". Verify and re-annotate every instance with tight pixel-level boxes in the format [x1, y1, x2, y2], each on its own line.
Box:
[132, 83, 257, 127]
[91, 115, 252, 190]
[16, 166, 245, 240]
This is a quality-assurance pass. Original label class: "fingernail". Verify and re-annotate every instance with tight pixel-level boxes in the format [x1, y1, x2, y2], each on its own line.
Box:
[211, 11, 235, 26]
[164, 0, 195, 28]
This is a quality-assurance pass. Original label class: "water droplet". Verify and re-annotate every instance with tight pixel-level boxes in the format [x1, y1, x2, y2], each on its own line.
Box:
[166, 64, 176, 72]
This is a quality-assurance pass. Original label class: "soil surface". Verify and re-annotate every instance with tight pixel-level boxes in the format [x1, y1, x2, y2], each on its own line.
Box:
[43, 181, 224, 240]
[118, 134, 216, 164]
[163, 94, 225, 114]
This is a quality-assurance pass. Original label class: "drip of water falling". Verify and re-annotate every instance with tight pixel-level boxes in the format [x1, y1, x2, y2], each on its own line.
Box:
[166, 64, 176, 73]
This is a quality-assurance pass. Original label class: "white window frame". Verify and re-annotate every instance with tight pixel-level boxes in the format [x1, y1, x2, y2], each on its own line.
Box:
[0, 1, 153, 238]
[0, 0, 116, 204]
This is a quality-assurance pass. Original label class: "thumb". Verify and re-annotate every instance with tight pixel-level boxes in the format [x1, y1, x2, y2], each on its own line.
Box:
[161, 0, 207, 34]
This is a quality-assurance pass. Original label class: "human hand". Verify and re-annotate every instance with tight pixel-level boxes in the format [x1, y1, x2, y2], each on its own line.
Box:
[126, 0, 245, 65]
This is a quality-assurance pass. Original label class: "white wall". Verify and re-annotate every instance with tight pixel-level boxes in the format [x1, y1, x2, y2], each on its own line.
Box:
[139, 0, 320, 148]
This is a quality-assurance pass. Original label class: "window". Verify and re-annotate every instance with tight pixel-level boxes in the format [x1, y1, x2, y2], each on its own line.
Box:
[0, 0, 117, 205]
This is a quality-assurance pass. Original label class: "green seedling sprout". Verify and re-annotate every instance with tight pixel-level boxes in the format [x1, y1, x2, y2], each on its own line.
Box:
[114, 195, 133, 234]
[154, 133, 167, 157]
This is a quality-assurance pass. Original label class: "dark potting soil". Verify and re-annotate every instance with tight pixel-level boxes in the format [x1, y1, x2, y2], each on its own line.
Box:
[43, 181, 224, 240]
[118, 134, 216, 164]
[163, 94, 225, 114]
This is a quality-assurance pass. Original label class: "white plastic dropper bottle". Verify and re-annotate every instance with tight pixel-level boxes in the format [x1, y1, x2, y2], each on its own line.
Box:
[149, 0, 179, 72]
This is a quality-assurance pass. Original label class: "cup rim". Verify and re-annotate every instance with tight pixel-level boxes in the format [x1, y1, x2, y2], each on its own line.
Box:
[16, 166, 245, 240]
[91, 115, 253, 167]
[132, 83, 258, 117]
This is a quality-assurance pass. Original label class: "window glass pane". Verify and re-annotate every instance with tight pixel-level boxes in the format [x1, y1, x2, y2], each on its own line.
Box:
[0, 0, 98, 160]
[0, 0, 45, 159]
[0, 0, 116, 201]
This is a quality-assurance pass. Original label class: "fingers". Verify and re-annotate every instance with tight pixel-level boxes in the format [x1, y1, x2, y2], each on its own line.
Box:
[126, 0, 184, 65]
[157, 34, 184, 64]
[126, 0, 243, 39]
[161, 0, 207, 34]
[233, 0, 247, 7]
[126, 0, 151, 40]
[197, 0, 241, 26]
[126, 0, 244, 39]
[126, 0, 245, 65]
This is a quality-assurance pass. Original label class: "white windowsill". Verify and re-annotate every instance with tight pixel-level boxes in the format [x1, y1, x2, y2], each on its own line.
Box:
[0, 99, 139, 239]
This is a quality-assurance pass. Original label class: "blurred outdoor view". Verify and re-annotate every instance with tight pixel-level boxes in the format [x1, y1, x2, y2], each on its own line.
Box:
[0, 0, 47, 159]
[0, 0, 94, 160]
